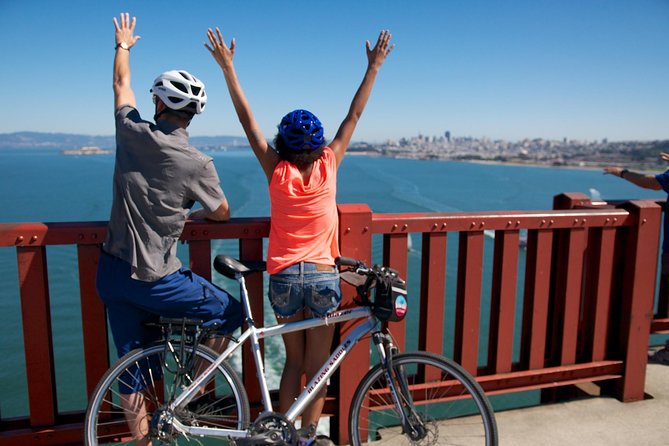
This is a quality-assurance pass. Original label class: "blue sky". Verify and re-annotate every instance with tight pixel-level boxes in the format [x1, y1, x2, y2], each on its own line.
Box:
[0, 0, 667, 143]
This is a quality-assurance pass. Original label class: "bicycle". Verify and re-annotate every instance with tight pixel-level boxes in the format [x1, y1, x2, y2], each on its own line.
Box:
[85, 255, 498, 445]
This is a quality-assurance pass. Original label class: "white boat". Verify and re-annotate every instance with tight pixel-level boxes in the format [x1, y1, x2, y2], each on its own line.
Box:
[61, 146, 112, 155]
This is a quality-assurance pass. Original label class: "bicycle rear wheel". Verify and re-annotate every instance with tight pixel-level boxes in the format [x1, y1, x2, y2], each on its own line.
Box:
[349, 351, 497, 446]
[85, 343, 250, 445]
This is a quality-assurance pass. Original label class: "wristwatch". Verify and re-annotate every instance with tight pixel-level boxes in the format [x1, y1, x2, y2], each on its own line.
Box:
[115, 41, 129, 51]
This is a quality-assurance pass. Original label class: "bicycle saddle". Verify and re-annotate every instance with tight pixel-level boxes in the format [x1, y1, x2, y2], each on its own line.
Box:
[214, 254, 266, 279]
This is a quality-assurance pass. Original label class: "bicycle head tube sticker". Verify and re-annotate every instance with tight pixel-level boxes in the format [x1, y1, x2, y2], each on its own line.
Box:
[394, 294, 408, 318]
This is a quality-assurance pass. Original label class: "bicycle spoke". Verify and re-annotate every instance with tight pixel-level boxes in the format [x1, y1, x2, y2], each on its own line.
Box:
[85, 344, 249, 445]
[349, 352, 497, 446]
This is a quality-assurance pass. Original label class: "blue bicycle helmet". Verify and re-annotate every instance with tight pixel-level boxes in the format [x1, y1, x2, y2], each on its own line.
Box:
[278, 109, 325, 151]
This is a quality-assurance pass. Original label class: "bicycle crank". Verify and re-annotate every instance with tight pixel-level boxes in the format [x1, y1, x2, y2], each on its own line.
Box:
[236, 412, 298, 446]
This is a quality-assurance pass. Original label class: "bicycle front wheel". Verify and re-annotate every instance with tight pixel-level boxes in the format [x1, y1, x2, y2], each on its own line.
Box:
[349, 351, 497, 446]
[85, 343, 250, 445]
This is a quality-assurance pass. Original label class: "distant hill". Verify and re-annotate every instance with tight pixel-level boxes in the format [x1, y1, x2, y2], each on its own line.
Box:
[0, 132, 248, 150]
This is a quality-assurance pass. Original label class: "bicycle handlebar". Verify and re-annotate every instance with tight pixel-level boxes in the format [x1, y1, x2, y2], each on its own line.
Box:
[336, 256, 405, 307]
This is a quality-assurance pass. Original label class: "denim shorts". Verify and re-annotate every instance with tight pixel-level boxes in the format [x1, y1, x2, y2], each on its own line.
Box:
[269, 262, 341, 318]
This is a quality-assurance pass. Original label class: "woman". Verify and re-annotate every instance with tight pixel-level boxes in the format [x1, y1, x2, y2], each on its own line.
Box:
[205, 26, 394, 439]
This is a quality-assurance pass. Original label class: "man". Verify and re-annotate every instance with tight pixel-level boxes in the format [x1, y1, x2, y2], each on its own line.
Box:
[604, 154, 669, 365]
[96, 13, 243, 444]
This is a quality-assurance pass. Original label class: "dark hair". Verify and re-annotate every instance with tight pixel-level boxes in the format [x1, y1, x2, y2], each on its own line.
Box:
[273, 133, 326, 169]
[154, 96, 196, 124]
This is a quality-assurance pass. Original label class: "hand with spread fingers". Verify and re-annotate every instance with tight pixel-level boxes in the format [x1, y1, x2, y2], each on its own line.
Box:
[366, 30, 395, 70]
[205, 27, 235, 72]
[113, 12, 141, 50]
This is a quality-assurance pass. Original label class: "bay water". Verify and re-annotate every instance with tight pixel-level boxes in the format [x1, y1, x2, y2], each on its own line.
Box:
[0, 148, 664, 418]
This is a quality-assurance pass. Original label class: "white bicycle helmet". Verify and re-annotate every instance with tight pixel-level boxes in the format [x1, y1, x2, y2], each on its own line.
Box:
[150, 70, 207, 114]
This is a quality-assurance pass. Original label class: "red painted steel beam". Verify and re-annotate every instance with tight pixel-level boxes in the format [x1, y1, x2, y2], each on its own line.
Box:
[180, 217, 270, 241]
[76, 244, 109, 398]
[554, 194, 668, 340]
[651, 318, 669, 333]
[615, 200, 661, 401]
[477, 360, 624, 394]
[419, 232, 447, 357]
[382, 233, 409, 350]
[188, 240, 212, 280]
[371, 208, 633, 234]
[16, 246, 58, 426]
[239, 238, 265, 411]
[454, 231, 484, 374]
[520, 229, 553, 370]
[488, 230, 519, 374]
[550, 227, 587, 366]
[335, 204, 373, 445]
[580, 228, 616, 362]
[0, 219, 270, 248]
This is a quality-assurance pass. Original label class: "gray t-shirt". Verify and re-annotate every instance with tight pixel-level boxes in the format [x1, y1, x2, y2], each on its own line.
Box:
[103, 105, 226, 281]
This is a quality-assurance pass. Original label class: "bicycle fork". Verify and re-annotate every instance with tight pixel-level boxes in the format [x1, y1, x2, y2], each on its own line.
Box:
[373, 333, 428, 442]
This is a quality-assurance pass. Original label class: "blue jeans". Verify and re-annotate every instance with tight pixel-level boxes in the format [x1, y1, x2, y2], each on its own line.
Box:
[269, 262, 341, 318]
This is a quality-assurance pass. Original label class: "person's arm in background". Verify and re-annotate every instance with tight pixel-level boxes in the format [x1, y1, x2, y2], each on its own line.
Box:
[112, 13, 141, 110]
[205, 27, 279, 183]
[329, 30, 394, 168]
[603, 162, 663, 191]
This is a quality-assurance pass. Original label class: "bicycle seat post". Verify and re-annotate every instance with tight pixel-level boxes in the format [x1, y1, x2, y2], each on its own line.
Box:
[237, 273, 254, 327]
[236, 271, 274, 412]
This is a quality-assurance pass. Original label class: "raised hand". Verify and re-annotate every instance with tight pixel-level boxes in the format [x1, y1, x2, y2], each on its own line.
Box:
[113, 13, 141, 49]
[205, 27, 235, 71]
[366, 30, 395, 70]
[660, 152, 669, 163]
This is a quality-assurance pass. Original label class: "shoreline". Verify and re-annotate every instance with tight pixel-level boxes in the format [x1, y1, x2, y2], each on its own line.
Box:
[2, 147, 665, 173]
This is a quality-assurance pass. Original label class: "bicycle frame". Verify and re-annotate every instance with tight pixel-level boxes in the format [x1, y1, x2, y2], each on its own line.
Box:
[168, 271, 383, 440]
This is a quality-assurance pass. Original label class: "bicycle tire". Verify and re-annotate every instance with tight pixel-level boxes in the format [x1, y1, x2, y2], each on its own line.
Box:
[85, 343, 250, 445]
[348, 351, 498, 446]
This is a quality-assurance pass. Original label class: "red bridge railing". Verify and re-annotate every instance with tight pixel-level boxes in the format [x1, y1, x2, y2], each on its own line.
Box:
[0, 193, 662, 445]
[553, 192, 669, 336]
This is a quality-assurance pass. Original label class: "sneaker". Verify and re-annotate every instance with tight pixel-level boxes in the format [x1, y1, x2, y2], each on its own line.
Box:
[297, 424, 318, 446]
[299, 434, 334, 446]
[312, 435, 335, 446]
[648, 347, 669, 365]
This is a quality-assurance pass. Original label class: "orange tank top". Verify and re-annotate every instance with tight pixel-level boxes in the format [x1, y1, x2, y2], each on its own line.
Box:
[267, 147, 340, 274]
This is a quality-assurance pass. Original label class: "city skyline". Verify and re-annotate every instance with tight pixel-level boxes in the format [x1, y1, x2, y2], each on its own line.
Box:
[1, 1, 667, 142]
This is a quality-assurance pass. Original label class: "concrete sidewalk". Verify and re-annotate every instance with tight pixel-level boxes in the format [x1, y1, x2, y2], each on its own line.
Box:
[494, 363, 669, 446]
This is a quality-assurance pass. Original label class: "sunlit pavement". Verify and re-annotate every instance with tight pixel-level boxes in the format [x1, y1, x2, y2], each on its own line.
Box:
[493, 364, 669, 446]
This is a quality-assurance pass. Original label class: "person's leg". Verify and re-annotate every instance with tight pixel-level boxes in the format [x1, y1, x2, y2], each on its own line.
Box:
[104, 301, 155, 444]
[97, 254, 155, 444]
[279, 310, 307, 413]
[300, 267, 341, 430]
[120, 392, 151, 446]
[300, 321, 337, 427]
[268, 265, 308, 414]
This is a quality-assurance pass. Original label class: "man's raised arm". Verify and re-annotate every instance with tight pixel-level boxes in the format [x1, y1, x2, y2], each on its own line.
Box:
[112, 13, 141, 110]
